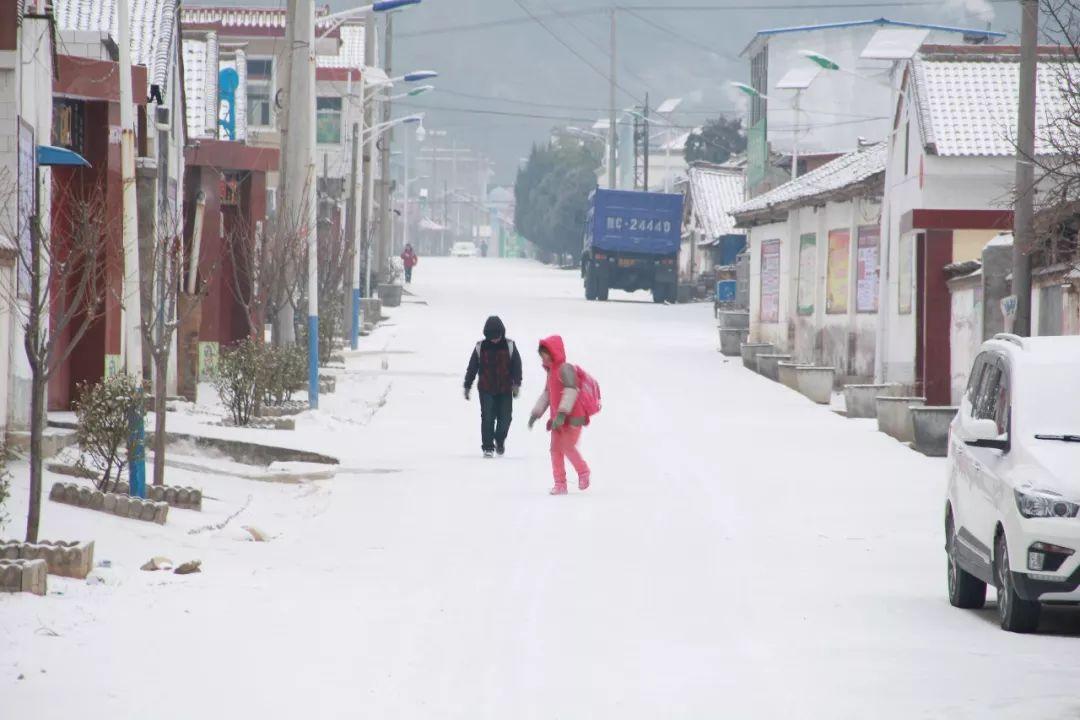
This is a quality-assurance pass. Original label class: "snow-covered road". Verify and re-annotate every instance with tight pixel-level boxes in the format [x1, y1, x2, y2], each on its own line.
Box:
[5, 258, 1080, 719]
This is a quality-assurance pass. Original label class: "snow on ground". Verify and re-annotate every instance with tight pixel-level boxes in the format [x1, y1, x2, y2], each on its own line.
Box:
[3, 257, 1080, 719]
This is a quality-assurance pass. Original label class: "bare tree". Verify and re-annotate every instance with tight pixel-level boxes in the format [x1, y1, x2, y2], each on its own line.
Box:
[301, 193, 348, 363]
[140, 202, 216, 487]
[227, 199, 304, 344]
[1022, 3, 1080, 262]
[0, 170, 111, 543]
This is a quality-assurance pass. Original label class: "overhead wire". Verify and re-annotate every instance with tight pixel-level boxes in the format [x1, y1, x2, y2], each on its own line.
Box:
[510, 0, 646, 105]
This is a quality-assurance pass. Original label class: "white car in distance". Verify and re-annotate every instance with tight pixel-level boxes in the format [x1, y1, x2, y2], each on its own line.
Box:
[451, 241, 478, 258]
[946, 333, 1080, 632]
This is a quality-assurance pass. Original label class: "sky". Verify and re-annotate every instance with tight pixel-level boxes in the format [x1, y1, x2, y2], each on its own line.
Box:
[259, 0, 1021, 184]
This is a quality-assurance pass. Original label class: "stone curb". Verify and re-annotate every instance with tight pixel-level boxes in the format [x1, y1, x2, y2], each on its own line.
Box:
[112, 482, 203, 511]
[49, 482, 169, 524]
[0, 559, 47, 595]
[0, 540, 95, 579]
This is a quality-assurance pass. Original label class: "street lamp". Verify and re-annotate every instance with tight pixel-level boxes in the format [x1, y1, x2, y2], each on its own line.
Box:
[351, 113, 424, 349]
[300, 0, 421, 406]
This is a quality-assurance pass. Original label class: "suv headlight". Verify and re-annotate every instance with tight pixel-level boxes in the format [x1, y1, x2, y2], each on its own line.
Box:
[1015, 489, 1080, 519]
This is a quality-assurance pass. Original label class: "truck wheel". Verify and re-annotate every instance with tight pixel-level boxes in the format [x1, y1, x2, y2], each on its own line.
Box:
[584, 264, 598, 301]
[597, 281, 609, 301]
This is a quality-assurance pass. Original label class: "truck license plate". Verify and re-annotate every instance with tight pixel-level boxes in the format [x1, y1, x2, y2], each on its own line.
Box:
[618, 258, 636, 267]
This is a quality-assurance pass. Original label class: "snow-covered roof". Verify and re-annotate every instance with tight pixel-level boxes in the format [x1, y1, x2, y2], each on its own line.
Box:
[685, 164, 745, 241]
[317, 24, 365, 70]
[741, 17, 1003, 58]
[732, 143, 885, 222]
[180, 5, 338, 32]
[54, 0, 179, 93]
[182, 38, 209, 139]
[912, 50, 1079, 157]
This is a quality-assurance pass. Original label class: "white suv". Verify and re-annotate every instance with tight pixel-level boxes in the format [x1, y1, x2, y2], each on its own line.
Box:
[946, 334, 1080, 632]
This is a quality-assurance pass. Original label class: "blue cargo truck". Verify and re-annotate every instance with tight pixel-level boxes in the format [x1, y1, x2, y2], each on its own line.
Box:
[582, 188, 684, 303]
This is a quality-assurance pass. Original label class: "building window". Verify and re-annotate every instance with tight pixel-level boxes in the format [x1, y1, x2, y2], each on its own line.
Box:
[247, 58, 273, 127]
[52, 99, 85, 153]
[317, 96, 343, 145]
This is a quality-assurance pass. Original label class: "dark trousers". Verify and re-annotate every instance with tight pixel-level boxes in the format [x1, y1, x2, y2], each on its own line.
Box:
[404, 266, 413, 283]
[479, 392, 513, 452]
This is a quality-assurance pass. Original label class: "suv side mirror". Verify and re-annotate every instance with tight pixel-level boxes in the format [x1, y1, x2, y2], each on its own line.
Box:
[959, 417, 1009, 451]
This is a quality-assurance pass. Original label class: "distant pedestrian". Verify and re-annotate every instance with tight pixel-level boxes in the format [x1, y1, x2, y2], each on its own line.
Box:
[528, 335, 601, 495]
[480, 240, 489, 258]
[401, 244, 419, 283]
[464, 316, 523, 458]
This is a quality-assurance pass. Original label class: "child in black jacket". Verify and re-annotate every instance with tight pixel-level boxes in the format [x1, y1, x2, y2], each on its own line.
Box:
[464, 316, 523, 457]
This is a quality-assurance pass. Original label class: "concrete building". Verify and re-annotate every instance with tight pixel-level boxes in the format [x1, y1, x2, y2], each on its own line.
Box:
[0, 0, 54, 435]
[877, 45, 1076, 405]
[740, 18, 1004, 197]
[732, 143, 885, 381]
[43, 0, 185, 410]
[679, 163, 745, 289]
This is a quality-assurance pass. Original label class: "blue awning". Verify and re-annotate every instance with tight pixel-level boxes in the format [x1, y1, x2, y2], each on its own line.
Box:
[36, 145, 90, 168]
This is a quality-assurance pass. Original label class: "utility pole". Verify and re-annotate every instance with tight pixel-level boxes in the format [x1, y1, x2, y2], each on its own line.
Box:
[443, 179, 449, 250]
[118, 0, 142, 381]
[608, 8, 617, 190]
[117, 0, 146, 498]
[284, 0, 319, 407]
[791, 89, 802, 181]
[361, 12, 377, 304]
[643, 93, 650, 190]
[275, 0, 297, 345]
[402, 123, 410, 254]
[377, 12, 394, 283]
[346, 121, 360, 348]
[1012, 0, 1038, 336]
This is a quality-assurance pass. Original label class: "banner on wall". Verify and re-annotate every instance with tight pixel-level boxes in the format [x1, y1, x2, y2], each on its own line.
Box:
[856, 225, 880, 313]
[760, 239, 781, 323]
[826, 229, 850, 314]
[797, 233, 816, 316]
[898, 233, 914, 314]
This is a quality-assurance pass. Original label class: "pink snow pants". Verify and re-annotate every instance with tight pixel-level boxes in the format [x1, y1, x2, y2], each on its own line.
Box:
[550, 425, 590, 485]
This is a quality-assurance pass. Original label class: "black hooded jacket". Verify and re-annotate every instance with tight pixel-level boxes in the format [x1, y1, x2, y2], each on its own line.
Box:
[464, 316, 523, 394]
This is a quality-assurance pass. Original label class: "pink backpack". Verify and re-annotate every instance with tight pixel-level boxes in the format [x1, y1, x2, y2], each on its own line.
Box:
[573, 365, 602, 419]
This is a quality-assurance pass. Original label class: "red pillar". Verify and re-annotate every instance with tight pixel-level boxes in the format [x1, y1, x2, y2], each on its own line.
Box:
[922, 229, 953, 406]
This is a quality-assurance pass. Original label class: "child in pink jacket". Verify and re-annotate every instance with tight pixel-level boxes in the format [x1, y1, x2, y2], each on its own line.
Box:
[528, 335, 590, 495]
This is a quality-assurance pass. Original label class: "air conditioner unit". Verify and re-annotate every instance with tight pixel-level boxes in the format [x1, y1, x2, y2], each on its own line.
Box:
[155, 105, 170, 131]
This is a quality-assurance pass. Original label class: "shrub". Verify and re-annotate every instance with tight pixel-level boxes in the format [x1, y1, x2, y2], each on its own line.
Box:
[214, 339, 264, 426]
[262, 344, 306, 407]
[74, 373, 143, 491]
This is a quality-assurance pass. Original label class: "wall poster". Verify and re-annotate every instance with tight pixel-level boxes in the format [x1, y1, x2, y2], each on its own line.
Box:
[898, 233, 914, 315]
[856, 224, 880, 313]
[826, 229, 850, 314]
[760, 239, 781, 323]
[796, 233, 816, 315]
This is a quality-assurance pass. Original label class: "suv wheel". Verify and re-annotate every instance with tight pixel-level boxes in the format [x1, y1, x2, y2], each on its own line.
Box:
[995, 532, 1041, 633]
[946, 513, 986, 609]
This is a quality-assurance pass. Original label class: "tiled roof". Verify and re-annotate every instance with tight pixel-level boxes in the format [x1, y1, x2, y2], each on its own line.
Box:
[54, 0, 179, 93]
[913, 55, 1078, 157]
[317, 24, 365, 70]
[732, 143, 885, 220]
[686, 164, 745, 241]
[182, 37, 209, 139]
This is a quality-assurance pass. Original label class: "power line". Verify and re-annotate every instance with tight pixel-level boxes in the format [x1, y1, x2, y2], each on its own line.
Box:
[510, 0, 645, 104]
[398, 1, 982, 39]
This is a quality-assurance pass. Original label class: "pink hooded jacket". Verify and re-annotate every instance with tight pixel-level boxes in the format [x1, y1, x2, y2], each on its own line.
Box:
[532, 335, 587, 426]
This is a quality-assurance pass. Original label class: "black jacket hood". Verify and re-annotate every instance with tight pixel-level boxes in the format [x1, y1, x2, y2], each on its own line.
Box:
[483, 316, 506, 340]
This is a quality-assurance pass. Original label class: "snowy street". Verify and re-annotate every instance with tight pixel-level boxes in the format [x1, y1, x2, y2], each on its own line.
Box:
[5, 258, 1080, 718]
